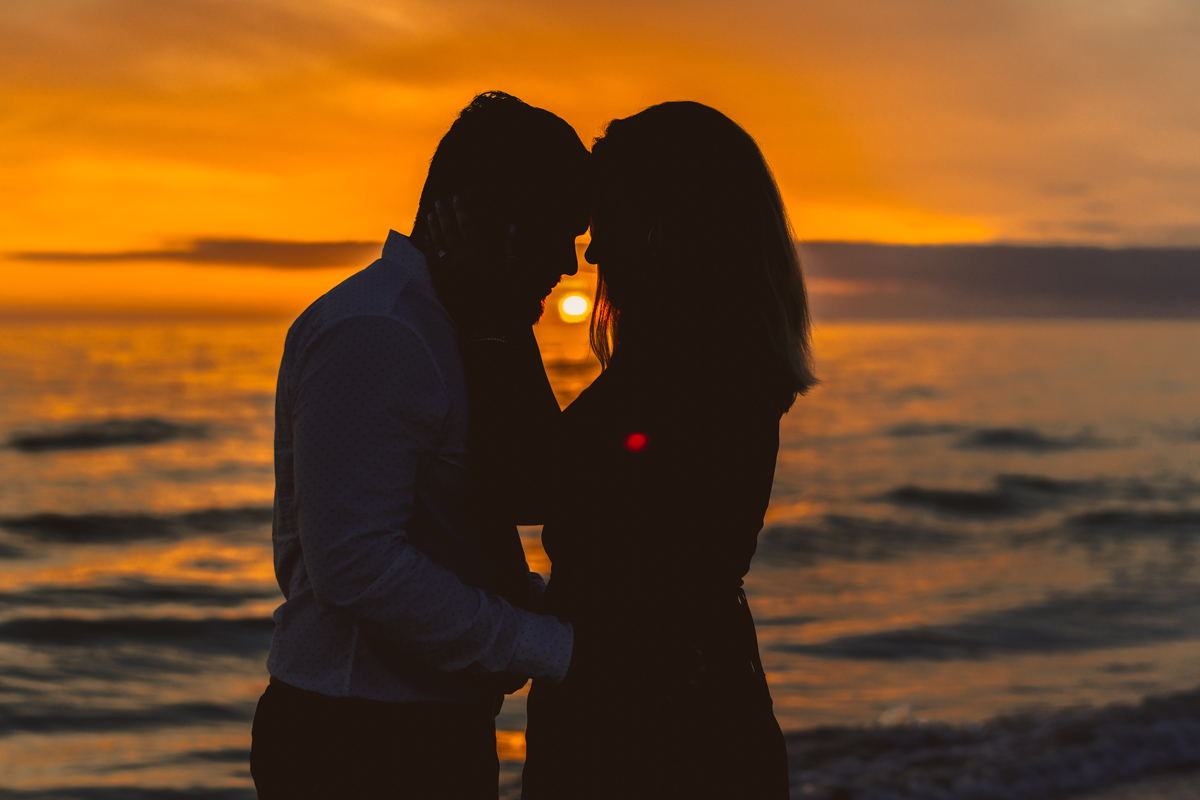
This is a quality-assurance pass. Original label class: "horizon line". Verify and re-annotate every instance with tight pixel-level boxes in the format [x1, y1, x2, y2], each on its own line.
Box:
[7, 237, 1200, 270]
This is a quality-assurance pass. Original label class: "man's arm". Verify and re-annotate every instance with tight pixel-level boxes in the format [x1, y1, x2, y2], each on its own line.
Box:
[291, 314, 570, 679]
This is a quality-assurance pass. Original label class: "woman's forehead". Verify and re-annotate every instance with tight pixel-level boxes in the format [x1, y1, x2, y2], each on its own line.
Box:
[517, 206, 589, 237]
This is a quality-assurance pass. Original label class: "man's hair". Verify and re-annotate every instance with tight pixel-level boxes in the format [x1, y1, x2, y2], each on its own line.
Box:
[412, 92, 589, 243]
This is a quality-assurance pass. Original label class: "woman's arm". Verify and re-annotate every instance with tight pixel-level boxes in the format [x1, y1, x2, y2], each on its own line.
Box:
[461, 325, 562, 523]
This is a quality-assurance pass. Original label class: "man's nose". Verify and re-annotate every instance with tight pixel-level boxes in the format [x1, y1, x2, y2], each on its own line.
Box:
[561, 249, 579, 277]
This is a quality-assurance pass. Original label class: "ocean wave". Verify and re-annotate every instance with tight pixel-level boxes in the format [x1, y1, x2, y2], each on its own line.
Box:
[996, 474, 1096, 495]
[545, 358, 602, 374]
[0, 637, 262, 685]
[758, 516, 963, 565]
[882, 486, 1016, 516]
[0, 789, 254, 799]
[0, 616, 274, 657]
[787, 686, 1200, 800]
[886, 385, 943, 401]
[0, 700, 254, 737]
[0, 506, 273, 543]
[776, 588, 1200, 660]
[182, 748, 252, 764]
[1157, 424, 1200, 444]
[1071, 508, 1200, 537]
[8, 417, 207, 453]
[1, 657, 183, 686]
[883, 474, 1094, 517]
[756, 615, 821, 627]
[0, 580, 280, 609]
[885, 422, 965, 437]
[0, 541, 27, 559]
[84, 747, 252, 779]
[956, 426, 1107, 452]
[883, 423, 1109, 453]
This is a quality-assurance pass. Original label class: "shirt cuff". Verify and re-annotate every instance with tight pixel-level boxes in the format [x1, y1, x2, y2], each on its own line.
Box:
[507, 610, 573, 683]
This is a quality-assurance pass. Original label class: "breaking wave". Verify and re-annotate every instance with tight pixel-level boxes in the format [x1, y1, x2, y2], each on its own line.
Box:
[787, 686, 1200, 799]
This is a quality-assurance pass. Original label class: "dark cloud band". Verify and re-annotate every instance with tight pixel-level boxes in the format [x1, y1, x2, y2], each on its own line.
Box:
[801, 243, 1200, 318]
[12, 238, 1200, 317]
[12, 238, 382, 269]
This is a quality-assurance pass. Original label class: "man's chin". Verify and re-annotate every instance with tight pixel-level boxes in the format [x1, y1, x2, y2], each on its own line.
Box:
[526, 298, 547, 326]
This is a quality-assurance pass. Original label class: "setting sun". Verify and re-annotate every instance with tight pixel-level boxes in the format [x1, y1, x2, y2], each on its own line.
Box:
[557, 293, 590, 323]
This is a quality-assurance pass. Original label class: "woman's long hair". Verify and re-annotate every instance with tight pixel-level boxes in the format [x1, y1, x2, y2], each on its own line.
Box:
[589, 101, 818, 405]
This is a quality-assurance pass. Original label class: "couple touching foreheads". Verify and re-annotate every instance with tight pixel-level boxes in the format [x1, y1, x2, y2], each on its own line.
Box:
[251, 91, 817, 799]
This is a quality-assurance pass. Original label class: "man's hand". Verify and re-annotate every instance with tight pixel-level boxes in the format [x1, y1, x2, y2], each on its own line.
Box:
[528, 572, 547, 610]
[424, 196, 523, 339]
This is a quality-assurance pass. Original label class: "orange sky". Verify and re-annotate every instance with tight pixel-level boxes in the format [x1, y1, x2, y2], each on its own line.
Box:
[2, 0, 1197, 315]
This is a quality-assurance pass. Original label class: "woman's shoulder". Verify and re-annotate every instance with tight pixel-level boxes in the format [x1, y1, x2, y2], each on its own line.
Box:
[563, 348, 791, 432]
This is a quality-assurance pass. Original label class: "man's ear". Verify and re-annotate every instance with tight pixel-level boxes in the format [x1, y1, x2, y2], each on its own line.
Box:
[459, 185, 509, 254]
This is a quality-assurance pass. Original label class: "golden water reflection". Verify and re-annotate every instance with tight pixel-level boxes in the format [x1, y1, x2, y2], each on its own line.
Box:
[1, 318, 1198, 794]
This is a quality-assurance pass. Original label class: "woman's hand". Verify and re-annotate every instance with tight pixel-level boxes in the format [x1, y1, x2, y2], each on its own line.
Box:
[424, 196, 521, 338]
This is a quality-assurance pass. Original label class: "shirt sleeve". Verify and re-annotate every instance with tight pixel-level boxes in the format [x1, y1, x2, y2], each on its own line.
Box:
[290, 314, 572, 681]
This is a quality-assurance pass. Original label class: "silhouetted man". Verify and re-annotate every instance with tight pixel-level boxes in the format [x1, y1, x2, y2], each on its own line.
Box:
[251, 92, 589, 799]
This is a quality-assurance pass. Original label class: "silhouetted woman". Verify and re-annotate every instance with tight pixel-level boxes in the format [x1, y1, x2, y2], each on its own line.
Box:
[521, 102, 818, 799]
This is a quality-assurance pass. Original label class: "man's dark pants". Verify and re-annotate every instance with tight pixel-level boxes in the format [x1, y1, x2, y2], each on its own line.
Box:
[251, 678, 499, 799]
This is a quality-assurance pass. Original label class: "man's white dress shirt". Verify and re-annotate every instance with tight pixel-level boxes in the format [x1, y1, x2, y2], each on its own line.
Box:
[267, 230, 572, 702]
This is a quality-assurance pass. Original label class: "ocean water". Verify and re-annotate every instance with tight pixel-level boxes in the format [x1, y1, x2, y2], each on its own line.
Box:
[0, 318, 1198, 799]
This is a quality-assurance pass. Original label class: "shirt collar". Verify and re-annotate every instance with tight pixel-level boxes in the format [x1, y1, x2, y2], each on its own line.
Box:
[380, 230, 434, 291]
[382, 229, 418, 263]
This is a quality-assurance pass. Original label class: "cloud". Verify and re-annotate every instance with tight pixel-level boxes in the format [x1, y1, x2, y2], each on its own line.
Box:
[12, 238, 382, 268]
[800, 242, 1200, 318]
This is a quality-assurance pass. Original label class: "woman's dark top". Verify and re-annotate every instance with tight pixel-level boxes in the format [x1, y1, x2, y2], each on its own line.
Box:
[522, 342, 793, 800]
[541, 345, 784, 647]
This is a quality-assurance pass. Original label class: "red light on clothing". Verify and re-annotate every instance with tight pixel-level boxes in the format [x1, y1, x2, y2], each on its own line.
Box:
[624, 432, 649, 452]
